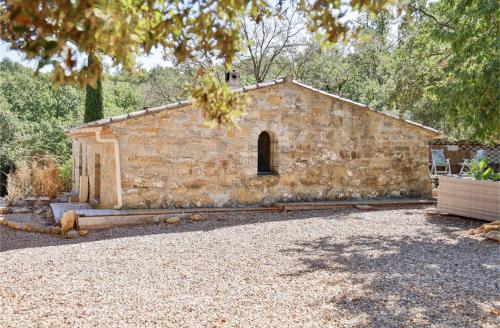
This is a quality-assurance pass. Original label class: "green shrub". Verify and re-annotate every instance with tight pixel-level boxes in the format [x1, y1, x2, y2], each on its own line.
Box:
[59, 158, 73, 192]
[468, 158, 496, 181]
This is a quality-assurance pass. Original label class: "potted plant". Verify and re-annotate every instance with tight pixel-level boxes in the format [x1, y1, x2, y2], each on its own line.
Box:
[438, 159, 500, 221]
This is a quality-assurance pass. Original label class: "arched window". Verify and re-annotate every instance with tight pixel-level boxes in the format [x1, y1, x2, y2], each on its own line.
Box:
[258, 131, 272, 174]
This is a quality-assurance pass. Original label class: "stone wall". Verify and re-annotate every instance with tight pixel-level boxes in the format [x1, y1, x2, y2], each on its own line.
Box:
[101, 81, 436, 209]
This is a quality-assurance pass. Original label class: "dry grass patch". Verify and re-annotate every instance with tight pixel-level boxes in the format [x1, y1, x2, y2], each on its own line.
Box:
[6, 157, 62, 201]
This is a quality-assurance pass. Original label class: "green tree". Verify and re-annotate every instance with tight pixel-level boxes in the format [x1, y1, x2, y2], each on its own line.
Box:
[84, 79, 104, 123]
[0, 0, 391, 85]
[424, 0, 499, 142]
[0, 0, 393, 126]
[0, 59, 83, 179]
[286, 12, 396, 112]
[0, 59, 82, 122]
[103, 78, 143, 117]
[141, 67, 190, 108]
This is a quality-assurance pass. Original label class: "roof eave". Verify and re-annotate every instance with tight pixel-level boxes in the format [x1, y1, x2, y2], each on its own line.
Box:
[66, 77, 441, 137]
[66, 79, 287, 133]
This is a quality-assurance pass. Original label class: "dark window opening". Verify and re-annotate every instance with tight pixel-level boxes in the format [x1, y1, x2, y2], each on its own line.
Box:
[258, 131, 272, 174]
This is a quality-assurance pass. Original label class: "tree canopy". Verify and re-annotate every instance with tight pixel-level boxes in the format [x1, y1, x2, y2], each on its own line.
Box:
[0, 0, 498, 142]
[420, 0, 499, 142]
[0, 0, 391, 86]
[0, 0, 394, 124]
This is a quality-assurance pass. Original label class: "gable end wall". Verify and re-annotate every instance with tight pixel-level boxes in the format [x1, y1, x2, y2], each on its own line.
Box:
[104, 82, 433, 208]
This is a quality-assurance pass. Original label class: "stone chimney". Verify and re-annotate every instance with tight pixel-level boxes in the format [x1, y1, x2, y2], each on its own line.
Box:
[225, 70, 240, 89]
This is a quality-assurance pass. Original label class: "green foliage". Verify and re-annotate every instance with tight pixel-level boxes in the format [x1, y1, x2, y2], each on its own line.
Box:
[0, 0, 392, 86]
[468, 158, 495, 181]
[59, 158, 73, 192]
[190, 70, 248, 127]
[139, 66, 189, 108]
[102, 79, 142, 117]
[0, 60, 82, 121]
[0, 59, 146, 195]
[406, 0, 500, 143]
[84, 79, 104, 123]
[0, 60, 79, 165]
[300, 0, 396, 44]
[282, 3, 499, 142]
[0, 0, 394, 126]
[288, 13, 397, 112]
[0, 104, 16, 195]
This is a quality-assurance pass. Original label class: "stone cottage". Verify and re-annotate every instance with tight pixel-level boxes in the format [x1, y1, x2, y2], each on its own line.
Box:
[66, 76, 440, 209]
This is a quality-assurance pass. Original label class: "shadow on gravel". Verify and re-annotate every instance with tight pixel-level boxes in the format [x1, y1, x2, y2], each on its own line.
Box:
[1, 208, 360, 252]
[279, 227, 499, 326]
[424, 212, 491, 238]
[1, 206, 486, 255]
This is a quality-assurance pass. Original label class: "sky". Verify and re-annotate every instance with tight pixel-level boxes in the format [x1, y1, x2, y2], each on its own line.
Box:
[0, 42, 39, 70]
[0, 2, 366, 73]
[0, 41, 170, 72]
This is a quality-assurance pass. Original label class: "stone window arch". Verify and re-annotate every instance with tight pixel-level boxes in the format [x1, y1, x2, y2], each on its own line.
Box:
[258, 131, 272, 175]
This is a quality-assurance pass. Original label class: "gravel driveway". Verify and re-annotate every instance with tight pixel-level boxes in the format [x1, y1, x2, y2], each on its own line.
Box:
[1, 206, 499, 327]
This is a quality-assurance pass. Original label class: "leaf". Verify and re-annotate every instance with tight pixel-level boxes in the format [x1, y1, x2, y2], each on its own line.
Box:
[190, 68, 248, 127]
[482, 167, 493, 180]
[0, 0, 394, 94]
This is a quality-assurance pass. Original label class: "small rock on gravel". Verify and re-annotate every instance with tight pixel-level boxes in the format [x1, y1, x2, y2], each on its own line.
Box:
[6, 220, 21, 230]
[23, 223, 35, 232]
[28, 223, 50, 234]
[64, 229, 80, 239]
[189, 213, 207, 221]
[469, 220, 500, 235]
[47, 226, 61, 235]
[60, 210, 76, 233]
[484, 231, 500, 242]
[355, 205, 374, 210]
[163, 216, 181, 224]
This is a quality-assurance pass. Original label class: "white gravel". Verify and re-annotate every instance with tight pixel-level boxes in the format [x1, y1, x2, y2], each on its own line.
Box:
[1, 206, 499, 327]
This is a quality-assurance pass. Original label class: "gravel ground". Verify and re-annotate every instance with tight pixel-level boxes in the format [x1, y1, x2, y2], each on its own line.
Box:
[1, 206, 499, 327]
[3, 211, 54, 226]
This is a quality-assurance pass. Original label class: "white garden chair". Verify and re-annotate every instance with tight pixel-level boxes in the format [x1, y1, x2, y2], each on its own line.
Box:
[459, 149, 486, 175]
[429, 149, 451, 175]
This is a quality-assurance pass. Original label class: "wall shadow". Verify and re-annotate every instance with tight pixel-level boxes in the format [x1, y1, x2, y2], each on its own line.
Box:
[1, 208, 357, 252]
[0, 205, 488, 255]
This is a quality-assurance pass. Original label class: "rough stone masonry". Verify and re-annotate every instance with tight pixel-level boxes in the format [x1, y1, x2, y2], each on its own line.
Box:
[66, 78, 440, 209]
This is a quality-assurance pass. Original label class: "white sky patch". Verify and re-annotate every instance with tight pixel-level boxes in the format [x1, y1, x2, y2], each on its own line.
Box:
[1, 41, 172, 73]
[0, 2, 394, 73]
[0, 41, 41, 70]
[136, 46, 172, 70]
